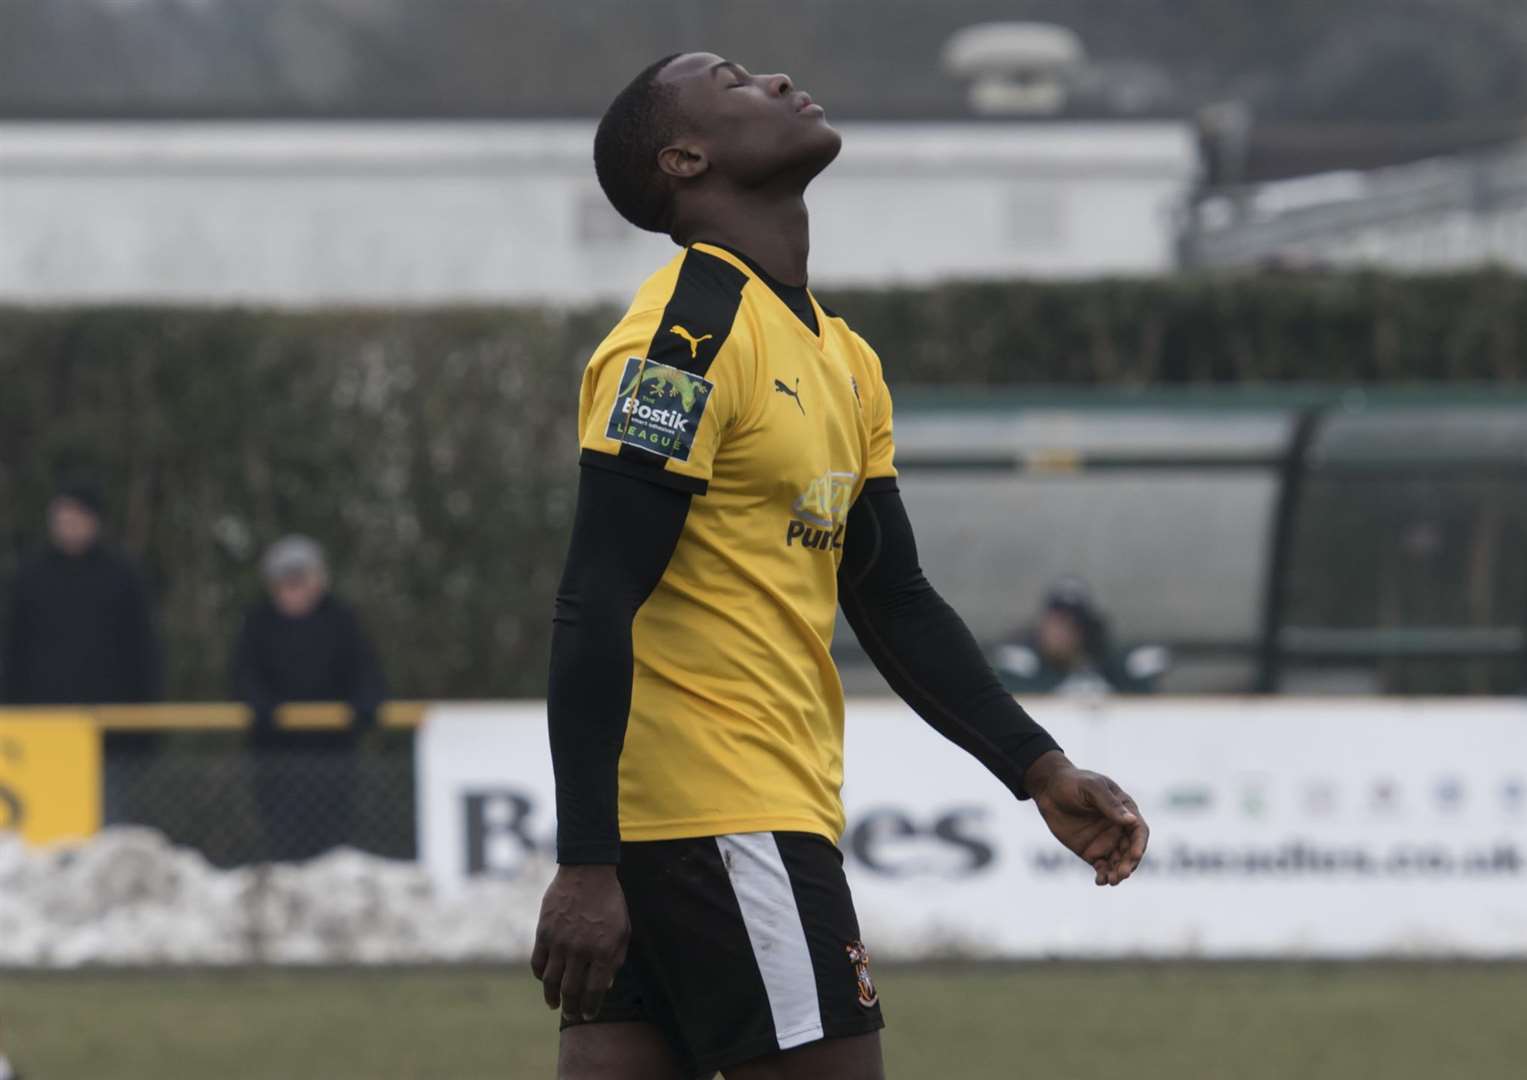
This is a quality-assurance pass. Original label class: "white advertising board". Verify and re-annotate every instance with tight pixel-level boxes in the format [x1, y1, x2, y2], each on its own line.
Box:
[418, 698, 1527, 958]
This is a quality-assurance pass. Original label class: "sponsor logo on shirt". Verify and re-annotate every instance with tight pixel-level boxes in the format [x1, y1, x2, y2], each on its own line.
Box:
[605, 357, 715, 462]
[786, 470, 856, 552]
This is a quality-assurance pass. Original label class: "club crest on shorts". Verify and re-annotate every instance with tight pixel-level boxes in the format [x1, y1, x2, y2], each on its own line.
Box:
[845, 940, 878, 1008]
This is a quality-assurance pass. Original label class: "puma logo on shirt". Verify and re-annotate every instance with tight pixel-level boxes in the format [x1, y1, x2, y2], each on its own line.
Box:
[774, 378, 805, 415]
[670, 325, 714, 359]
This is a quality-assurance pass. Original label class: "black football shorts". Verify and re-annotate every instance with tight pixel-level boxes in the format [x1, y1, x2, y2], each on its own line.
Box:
[561, 830, 885, 1075]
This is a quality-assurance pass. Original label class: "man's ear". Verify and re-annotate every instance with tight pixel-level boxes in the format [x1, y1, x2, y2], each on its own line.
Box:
[657, 144, 708, 180]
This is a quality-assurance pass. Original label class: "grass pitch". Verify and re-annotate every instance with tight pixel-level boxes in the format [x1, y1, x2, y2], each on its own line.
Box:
[1, 963, 1524, 1079]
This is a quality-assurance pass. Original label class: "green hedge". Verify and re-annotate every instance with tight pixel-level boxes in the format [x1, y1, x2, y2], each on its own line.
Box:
[3, 271, 1525, 698]
[831, 269, 1527, 384]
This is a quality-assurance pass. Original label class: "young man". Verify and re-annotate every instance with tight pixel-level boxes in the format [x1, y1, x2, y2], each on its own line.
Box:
[2, 483, 160, 707]
[536, 53, 1150, 1079]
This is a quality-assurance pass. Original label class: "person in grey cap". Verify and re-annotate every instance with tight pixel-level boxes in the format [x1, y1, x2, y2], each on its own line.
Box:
[230, 535, 385, 862]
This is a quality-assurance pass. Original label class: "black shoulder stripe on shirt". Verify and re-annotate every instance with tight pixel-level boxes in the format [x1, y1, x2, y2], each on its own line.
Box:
[619, 247, 748, 473]
[644, 247, 748, 377]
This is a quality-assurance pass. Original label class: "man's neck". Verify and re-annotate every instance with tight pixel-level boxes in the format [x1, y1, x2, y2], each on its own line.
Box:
[51, 542, 97, 559]
[678, 193, 811, 287]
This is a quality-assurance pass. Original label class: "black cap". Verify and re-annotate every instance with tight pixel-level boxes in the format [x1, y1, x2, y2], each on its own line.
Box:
[54, 480, 105, 517]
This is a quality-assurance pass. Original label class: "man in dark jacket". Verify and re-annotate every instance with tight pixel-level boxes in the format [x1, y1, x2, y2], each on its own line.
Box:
[230, 535, 385, 862]
[3, 483, 163, 825]
[2, 483, 161, 706]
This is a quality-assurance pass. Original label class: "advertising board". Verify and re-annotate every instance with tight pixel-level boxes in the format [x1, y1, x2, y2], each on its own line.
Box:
[418, 699, 1527, 958]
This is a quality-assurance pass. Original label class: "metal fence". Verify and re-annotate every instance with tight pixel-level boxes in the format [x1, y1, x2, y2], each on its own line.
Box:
[97, 704, 420, 867]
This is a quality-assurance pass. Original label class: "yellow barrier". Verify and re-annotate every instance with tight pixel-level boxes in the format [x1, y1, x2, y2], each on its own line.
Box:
[0, 702, 429, 731]
[0, 713, 102, 844]
[0, 703, 427, 847]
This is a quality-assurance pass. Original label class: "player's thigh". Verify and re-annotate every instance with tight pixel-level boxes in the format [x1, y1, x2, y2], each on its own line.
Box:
[559, 1021, 692, 1080]
[721, 1030, 885, 1080]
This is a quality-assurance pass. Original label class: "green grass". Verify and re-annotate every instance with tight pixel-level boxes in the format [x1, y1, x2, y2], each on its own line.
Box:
[1, 964, 1524, 1079]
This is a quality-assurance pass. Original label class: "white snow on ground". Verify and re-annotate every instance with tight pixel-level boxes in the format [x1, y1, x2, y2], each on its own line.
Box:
[0, 828, 553, 967]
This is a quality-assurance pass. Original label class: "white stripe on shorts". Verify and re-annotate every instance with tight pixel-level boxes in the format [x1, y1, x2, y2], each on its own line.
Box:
[715, 832, 825, 1051]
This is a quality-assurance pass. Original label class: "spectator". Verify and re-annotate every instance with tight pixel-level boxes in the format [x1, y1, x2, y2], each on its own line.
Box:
[1, 482, 161, 706]
[993, 577, 1168, 696]
[231, 536, 385, 862]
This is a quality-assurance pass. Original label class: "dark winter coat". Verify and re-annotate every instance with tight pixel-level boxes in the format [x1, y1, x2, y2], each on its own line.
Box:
[1, 545, 161, 705]
[229, 593, 386, 746]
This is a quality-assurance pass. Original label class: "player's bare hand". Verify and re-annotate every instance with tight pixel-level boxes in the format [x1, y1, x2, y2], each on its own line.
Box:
[1024, 751, 1149, 886]
[530, 864, 630, 1021]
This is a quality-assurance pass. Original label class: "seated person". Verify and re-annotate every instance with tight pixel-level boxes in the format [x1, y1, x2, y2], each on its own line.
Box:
[993, 577, 1167, 696]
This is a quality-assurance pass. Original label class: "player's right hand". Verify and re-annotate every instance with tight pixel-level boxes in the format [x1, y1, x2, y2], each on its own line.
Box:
[530, 864, 631, 1021]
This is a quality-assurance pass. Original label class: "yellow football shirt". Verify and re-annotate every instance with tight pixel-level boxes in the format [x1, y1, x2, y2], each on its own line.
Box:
[577, 242, 897, 845]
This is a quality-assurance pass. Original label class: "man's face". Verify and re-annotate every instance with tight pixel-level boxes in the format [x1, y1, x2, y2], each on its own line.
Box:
[657, 53, 842, 189]
[1036, 609, 1085, 669]
[47, 497, 100, 556]
[270, 571, 326, 619]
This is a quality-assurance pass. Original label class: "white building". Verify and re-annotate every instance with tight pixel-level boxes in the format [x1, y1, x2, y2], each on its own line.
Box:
[0, 120, 1196, 305]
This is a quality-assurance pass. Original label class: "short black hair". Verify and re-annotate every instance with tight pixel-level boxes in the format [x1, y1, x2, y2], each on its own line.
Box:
[54, 476, 105, 516]
[594, 53, 684, 234]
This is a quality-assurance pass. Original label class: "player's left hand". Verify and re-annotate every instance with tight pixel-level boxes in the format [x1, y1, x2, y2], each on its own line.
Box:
[1024, 751, 1149, 886]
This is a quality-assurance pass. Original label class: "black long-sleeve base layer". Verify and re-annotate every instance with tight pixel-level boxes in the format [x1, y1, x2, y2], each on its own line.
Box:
[548, 465, 692, 864]
[547, 468, 1059, 864]
[838, 480, 1061, 801]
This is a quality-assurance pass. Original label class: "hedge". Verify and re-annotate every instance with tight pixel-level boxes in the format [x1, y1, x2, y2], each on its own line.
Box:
[2, 271, 1524, 699]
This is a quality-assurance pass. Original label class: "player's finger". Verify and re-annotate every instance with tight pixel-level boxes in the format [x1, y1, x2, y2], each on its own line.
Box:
[1093, 859, 1108, 886]
[531, 930, 550, 980]
[1081, 824, 1121, 869]
[1107, 832, 1132, 884]
[1126, 802, 1150, 863]
[559, 953, 593, 1020]
[540, 948, 567, 1010]
[581, 958, 620, 1021]
[1111, 828, 1134, 880]
[1111, 801, 1148, 877]
[1090, 780, 1138, 827]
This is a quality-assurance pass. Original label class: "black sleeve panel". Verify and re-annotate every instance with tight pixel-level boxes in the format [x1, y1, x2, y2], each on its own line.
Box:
[838, 487, 1061, 800]
[581, 448, 708, 495]
[548, 461, 692, 863]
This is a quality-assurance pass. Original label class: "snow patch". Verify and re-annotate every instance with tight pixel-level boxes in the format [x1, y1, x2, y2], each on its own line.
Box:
[0, 828, 552, 967]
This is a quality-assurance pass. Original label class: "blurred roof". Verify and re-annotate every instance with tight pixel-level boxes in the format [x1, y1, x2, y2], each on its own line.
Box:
[6, 0, 1527, 184]
[0, 0, 1181, 122]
